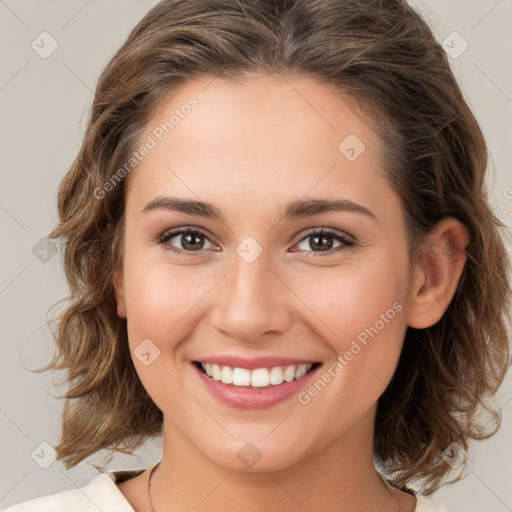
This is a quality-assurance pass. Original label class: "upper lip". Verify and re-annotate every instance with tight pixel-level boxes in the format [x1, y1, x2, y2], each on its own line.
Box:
[194, 356, 319, 370]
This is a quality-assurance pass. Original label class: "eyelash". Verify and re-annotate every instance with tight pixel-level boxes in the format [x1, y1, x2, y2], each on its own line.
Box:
[157, 226, 356, 258]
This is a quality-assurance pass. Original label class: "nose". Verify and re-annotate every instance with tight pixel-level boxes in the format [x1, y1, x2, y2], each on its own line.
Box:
[209, 250, 292, 343]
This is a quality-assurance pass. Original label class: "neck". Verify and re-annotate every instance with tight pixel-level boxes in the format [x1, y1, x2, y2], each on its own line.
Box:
[149, 407, 414, 512]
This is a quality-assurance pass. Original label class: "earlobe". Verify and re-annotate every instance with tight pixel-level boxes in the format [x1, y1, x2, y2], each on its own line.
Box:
[113, 267, 127, 318]
[406, 218, 470, 329]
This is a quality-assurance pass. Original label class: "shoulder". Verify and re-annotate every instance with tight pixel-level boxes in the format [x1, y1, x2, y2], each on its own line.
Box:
[415, 495, 449, 512]
[1, 472, 136, 512]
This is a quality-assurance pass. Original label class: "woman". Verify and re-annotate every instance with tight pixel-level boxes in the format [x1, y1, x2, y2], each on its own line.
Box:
[4, 0, 510, 510]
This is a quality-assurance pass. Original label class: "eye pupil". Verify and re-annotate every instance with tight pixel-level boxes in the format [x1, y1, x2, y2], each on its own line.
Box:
[182, 232, 203, 250]
[311, 233, 333, 251]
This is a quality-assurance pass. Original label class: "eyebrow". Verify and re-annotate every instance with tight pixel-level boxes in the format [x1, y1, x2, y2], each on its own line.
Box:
[142, 196, 376, 222]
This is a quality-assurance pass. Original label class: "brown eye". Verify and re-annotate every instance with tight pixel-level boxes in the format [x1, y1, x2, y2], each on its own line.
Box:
[158, 228, 217, 254]
[293, 228, 355, 257]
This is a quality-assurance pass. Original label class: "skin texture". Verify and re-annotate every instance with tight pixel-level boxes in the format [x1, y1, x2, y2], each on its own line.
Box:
[113, 74, 469, 512]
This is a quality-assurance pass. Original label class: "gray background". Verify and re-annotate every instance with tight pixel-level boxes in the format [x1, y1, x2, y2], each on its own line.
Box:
[1, 1, 511, 510]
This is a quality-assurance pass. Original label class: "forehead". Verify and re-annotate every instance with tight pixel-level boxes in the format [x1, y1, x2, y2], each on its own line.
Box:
[125, 73, 400, 226]
[144, 73, 375, 161]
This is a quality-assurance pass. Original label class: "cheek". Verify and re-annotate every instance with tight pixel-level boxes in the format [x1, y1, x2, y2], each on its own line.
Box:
[291, 256, 408, 344]
[120, 256, 211, 411]
[122, 251, 217, 350]
[291, 253, 409, 400]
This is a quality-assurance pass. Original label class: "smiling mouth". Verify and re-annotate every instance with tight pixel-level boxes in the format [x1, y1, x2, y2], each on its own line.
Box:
[193, 361, 321, 388]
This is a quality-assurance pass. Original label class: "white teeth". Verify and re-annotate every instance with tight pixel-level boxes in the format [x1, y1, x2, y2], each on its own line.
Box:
[269, 366, 284, 385]
[220, 365, 233, 384]
[283, 365, 296, 382]
[251, 368, 270, 387]
[211, 363, 221, 381]
[232, 367, 251, 386]
[200, 362, 314, 388]
[295, 364, 309, 379]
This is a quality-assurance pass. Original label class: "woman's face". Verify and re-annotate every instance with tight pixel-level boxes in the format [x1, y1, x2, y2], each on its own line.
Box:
[114, 73, 418, 471]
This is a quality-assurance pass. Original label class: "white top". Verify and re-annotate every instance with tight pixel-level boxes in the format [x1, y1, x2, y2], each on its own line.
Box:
[2, 472, 448, 511]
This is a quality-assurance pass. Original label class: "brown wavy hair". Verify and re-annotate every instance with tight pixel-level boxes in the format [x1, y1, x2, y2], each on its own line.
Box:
[45, 0, 511, 494]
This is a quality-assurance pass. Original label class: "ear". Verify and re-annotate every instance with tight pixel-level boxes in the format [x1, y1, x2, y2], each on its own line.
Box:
[406, 217, 470, 329]
[113, 266, 127, 318]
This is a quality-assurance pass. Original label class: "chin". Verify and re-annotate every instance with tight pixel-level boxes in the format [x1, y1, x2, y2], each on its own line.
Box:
[193, 435, 311, 473]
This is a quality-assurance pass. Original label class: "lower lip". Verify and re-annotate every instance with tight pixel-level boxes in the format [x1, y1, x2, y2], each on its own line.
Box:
[192, 362, 321, 409]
